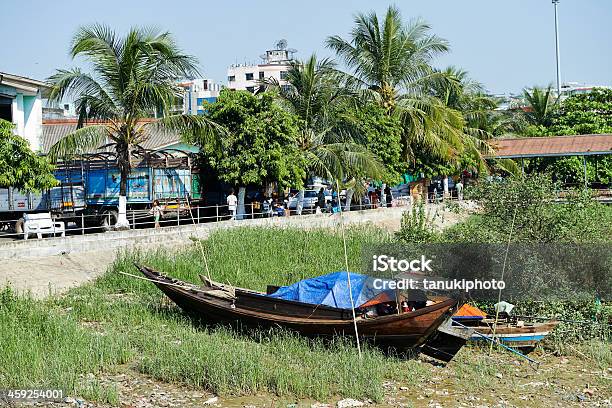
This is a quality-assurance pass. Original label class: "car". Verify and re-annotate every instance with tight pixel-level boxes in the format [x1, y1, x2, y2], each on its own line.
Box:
[287, 189, 331, 210]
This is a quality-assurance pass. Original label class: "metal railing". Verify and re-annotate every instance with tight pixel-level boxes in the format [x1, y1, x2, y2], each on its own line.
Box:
[0, 188, 609, 242]
[0, 197, 420, 242]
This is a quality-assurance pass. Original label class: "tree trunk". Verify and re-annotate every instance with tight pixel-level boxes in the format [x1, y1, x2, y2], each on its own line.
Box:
[237, 186, 246, 220]
[296, 189, 305, 215]
[344, 188, 354, 212]
[443, 176, 449, 198]
[115, 146, 131, 229]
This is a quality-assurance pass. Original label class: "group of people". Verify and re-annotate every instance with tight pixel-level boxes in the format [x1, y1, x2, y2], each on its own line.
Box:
[366, 185, 393, 209]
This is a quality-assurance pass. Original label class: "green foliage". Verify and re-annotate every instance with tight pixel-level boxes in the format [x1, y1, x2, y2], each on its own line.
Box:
[522, 86, 559, 127]
[200, 90, 306, 188]
[47, 24, 221, 195]
[448, 174, 612, 243]
[549, 88, 612, 135]
[0, 119, 58, 191]
[353, 103, 405, 184]
[395, 201, 440, 243]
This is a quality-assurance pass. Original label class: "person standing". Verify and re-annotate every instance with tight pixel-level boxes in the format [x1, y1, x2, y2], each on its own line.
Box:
[384, 185, 392, 208]
[149, 199, 163, 228]
[227, 189, 238, 220]
[455, 180, 464, 201]
[317, 188, 326, 213]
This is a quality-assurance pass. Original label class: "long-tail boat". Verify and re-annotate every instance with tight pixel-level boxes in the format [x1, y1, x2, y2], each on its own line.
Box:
[136, 265, 463, 353]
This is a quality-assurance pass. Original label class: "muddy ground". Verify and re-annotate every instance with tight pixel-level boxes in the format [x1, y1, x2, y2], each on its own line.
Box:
[15, 345, 611, 408]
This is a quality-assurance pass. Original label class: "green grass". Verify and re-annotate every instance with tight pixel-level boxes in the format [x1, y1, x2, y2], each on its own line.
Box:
[1, 225, 609, 404]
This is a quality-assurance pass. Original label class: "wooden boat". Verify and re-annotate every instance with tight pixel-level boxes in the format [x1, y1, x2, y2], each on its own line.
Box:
[451, 304, 559, 351]
[136, 265, 460, 351]
[458, 318, 559, 351]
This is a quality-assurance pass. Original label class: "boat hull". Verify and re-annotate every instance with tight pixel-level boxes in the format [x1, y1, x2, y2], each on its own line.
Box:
[137, 265, 459, 351]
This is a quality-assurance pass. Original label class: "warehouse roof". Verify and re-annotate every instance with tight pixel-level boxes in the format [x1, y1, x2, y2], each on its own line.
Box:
[488, 134, 612, 159]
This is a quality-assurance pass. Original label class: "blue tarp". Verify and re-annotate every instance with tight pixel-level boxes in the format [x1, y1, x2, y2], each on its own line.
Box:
[267, 271, 383, 309]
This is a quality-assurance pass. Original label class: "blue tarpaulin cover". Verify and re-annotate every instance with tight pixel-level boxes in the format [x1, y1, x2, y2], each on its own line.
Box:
[267, 271, 383, 309]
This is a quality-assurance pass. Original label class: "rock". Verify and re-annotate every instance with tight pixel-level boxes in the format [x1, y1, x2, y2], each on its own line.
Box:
[204, 396, 219, 405]
[583, 386, 596, 397]
[63, 397, 76, 404]
[495, 372, 503, 379]
[337, 398, 364, 408]
[399, 386, 409, 391]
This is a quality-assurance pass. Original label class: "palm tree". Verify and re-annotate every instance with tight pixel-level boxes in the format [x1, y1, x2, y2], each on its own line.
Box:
[47, 25, 222, 228]
[326, 6, 465, 163]
[262, 54, 383, 210]
[522, 86, 558, 127]
[429, 66, 520, 175]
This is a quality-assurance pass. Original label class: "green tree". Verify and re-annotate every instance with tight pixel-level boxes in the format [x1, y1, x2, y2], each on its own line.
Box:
[522, 86, 559, 128]
[549, 88, 612, 135]
[326, 6, 465, 163]
[0, 119, 57, 191]
[46, 24, 222, 228]
[200, 90, 306, 216]
[262, 55, 383, 209]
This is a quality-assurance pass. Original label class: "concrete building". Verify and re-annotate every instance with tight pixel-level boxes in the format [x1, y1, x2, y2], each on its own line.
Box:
[177, 78, 221, 115]
[227, 40, 297, 93]
[0, 72, 48, 151]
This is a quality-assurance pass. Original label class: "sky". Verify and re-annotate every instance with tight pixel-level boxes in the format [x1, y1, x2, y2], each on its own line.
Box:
[1, 0, 611, 94]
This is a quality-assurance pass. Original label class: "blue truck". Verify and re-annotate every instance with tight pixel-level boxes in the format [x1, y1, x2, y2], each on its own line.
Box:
[0, 157, 195, 234]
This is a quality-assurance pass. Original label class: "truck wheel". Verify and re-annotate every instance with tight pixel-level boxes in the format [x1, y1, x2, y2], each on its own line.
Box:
[100, 210, 118, 232]
[14, 218, 24, 236]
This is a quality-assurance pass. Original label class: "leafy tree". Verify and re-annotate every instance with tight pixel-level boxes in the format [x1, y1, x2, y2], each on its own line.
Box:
[46, 24, 222, 228]
[548, 88, 612, 135]
[0, 119, 57, 191]
[352, 103, 405, 185]
[199, 90, 306, 215]
[262, 55, 382, 182]
[262, 54, 383, 210]
[327, 6, 465, 163]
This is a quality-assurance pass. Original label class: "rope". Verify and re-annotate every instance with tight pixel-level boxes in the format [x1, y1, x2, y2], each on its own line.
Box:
[336, 179, 362, 358]
[489, 206, 518, 355]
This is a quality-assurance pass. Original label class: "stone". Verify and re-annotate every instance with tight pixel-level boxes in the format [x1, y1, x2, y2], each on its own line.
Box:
[337, 399, 364, 408]
[204, 396, 219, 405]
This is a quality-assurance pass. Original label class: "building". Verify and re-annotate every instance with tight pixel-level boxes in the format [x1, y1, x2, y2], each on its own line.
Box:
[227, 40, 297, 93]
[560, 82, 612, 97]
[0, 72, 48, 151]
[177, 78, 221, 115]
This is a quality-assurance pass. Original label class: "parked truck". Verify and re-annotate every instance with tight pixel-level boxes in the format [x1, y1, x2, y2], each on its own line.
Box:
[0, 156, 196, 235]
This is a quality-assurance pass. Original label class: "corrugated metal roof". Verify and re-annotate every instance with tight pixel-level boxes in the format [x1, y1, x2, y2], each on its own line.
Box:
[489, 134, 612, 159]
[41, 120, 185, 154]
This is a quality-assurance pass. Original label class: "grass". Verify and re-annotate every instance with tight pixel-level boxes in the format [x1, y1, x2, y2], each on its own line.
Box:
[0, 225, 609, 404]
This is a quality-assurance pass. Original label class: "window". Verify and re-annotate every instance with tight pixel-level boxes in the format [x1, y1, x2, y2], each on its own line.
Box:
[280, 71, 288, 80]
[246, 86, 255, 93]
[281, 84, 292, 93]
[245, 73, 254, 81]
[259, 71, 265, 80]
[0, 96, 12, 122]
[228, 75, 235, 82]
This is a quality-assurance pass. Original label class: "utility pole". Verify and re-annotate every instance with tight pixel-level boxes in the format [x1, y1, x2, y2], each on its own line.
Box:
[553, 0, 562, 97]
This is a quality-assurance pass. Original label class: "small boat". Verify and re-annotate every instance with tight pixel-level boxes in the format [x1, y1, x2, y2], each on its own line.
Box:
[135, 265, 462, 353]
[452, 304, 558, 351]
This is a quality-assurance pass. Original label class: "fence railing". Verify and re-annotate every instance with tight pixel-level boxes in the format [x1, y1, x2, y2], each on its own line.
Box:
[0, 188, 609, 242]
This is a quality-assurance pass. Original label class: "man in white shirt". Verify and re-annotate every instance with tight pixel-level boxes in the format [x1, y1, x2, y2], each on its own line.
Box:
[227, 189, 238, 220]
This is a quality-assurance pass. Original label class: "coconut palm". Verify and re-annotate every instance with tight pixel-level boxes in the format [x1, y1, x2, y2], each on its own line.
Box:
[46, 24, 222, 228]
[522, 86, 559, 127]
[326, 6, 465, 162]
[429, 66, 520, 175]
[262, 54, 383, 209]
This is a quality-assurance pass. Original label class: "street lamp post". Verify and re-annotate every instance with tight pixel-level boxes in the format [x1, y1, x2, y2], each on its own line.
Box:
[553, 0, 562, 96]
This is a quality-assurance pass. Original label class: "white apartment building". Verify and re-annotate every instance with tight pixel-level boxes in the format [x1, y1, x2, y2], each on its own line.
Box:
[177, 78, 221, 115]
[227, 40, 297, 93]
[0, 72, 48, 151]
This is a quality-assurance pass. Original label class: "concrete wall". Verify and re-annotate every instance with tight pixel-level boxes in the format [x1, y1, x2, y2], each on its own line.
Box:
[0, 207, 408, 260]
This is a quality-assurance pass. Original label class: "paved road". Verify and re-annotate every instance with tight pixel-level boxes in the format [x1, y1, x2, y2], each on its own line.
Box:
[0, 249, 117, 298]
